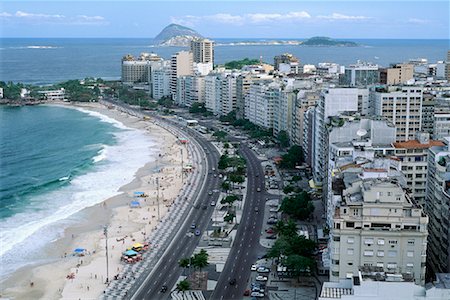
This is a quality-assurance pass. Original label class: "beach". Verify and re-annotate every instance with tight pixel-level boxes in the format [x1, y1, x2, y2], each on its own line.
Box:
[0, 102, 187, 299]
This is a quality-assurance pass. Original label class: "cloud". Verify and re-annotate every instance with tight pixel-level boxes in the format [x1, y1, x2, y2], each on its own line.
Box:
[0, 11, 108, 25]
[171, 11, 311, 27]
[317, 13, 371, 20]
[408, 18, 430, 24]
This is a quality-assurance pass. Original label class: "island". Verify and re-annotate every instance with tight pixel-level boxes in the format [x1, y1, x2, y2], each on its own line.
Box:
[301, 36, 358, 46]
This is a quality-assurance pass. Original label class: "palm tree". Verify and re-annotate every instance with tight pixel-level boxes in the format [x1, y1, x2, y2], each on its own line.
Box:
[176, 279, 190, 292]
[179, 258, 190, 276]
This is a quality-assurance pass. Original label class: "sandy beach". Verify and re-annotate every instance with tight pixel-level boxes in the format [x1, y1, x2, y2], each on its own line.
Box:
[0, 102, 188, 299]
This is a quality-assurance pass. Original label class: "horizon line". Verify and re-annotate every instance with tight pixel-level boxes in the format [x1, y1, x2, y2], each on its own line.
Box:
[2, 37, 450, 40]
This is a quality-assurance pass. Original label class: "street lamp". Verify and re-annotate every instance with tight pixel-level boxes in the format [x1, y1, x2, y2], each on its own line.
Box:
[103, 225, 109, 283]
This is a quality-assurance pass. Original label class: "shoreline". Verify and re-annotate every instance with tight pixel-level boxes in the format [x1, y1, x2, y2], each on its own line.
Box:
[0, 102, 188, 299]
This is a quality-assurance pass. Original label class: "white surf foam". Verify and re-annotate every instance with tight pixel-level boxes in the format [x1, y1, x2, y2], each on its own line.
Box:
[92, 148, 107, 163]
[0, 110, 159, 277]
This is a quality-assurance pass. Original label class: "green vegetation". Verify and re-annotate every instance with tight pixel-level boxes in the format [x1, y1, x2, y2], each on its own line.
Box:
[279, 145, 304, 169]
[189, 102, 207, 114]
[224, 212, 235, 223]
[267, 220, 316, 280]
[277, 130, 290, 148]
[213, 130, 228, 141]
[224, 58, 260, 70]
[0, 82, 26, 100]
[58, 79, 100, 102]
[280, 191, 314, 221]
[302, 36, 358, 47]
[221, 194, 239, 206]
[176, 279, 190, 292]
[157, 96, 174, 108]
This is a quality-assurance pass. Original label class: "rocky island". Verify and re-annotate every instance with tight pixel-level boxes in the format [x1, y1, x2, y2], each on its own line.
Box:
[153, 23, 203, 47]
[301, 36, 358, 46]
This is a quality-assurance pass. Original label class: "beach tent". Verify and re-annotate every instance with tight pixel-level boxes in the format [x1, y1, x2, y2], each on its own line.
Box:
[130, 200, 141, 208]
[124, 249, 138, 257]
[74, 248, 86, 253]
[133, 243, 143, 249]
[133, 191, 144, 197]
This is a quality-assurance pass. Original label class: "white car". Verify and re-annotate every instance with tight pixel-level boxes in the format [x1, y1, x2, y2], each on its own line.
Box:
[255, 275, 268, 281]
[257, 267, 270, 273]
[251, 264, 258, 271]
[251, 291, 265, 298]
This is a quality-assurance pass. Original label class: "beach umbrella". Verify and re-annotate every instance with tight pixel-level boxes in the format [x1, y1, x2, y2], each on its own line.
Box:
[74, 248, 86, 253]
[132, 243, 143, 249]
[124, 249, 138, 256]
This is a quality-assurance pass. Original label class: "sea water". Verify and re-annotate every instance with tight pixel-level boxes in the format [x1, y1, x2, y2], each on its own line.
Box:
[0, 38, 448, 84]
[0, 105, 157, 279]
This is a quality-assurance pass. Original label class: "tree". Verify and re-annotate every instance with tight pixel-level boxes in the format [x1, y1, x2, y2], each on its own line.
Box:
[213, 130, 227, 141]
[280, 191, 314, 221]
[218, 154, 229, 170]
[278, 130, 290, 148]
[279, 145, 305, 169]
[283, 254, 314, 280]
[224, 58, 261, 70]
[223, 142, 230, 149]
[189, 102, 207, 114]
[275, 219, 298, 237]
[179, 258, 190, 276]
[224, 212, 235, 223]
[283, 185, 295, 194]
[221, 181, 230, 192]
[176, 279, 190, 292]
[192, 249, 209, 271]
[221, 194, 238, 205]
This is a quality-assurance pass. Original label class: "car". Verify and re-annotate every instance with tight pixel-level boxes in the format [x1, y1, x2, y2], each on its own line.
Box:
[195, 229, 201, 236]
[255, 275, 268, 281]
[267, 218, 278, 225]
[212, 167, 216, 171]
[252, 286, 265, 293]
[210, 201, 216, 206]
[250, 291, 264, 298]
[266, 235, 277, 240]
[208, 191, 213, 195]
[202, 204, 207, 210]
[255, 173, 259, 177]
[256, 187, 261, 192]
[214, 174, 217, 177]
[254, 207, 259, 212]
[265, 228, 274, 234]
[160, 285, 168, 293]
[193, 204, 200, 209]
[229, 278, 236, 285]
[269, 208, 278, 213]
[243, 289, 251, 296]
[190, 223, 196, 229]
[251, 264, 258, 271]
[257, 267, 270, 273]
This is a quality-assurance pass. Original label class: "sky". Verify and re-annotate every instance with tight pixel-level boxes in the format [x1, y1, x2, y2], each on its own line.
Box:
[0, 1, 448, 39]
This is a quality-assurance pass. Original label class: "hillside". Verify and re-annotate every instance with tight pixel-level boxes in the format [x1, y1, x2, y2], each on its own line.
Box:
[153, 23, 203, 46]
[302, 36, 357, 46]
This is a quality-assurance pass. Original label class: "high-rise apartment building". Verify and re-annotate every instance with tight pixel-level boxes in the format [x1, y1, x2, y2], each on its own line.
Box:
[244, 80, 280, 129]
[205, 73, 220, 115]
[151, 67, 171, 100]
[273, 88, 295, 138]
[372, 86, 423, 142]
[330, 178, 428, 285]
[341, 61, 379, 87]
[170, 51, 193, 97]
[380, 63, 414, 85]
[393, 133, 444, 207]
[425, 138, 450, 278]
[236, 73, 272, 119]
[121, 53, 162, 84]
[421, 92, 436, 136]
[434, 97, 450, 140]
[175, 75, 205, 107]
[190, 38, 214, 64]
[291, 90, 319, 147]
[219, 73, 239, 116]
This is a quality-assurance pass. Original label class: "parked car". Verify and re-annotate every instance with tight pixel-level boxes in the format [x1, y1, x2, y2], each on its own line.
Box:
[243, 289, 251, 296]
[250, 291, 264, 298]
[267, 218, 278, 225]
[256, 187, 261, 192]
[190, 223, 196, 229]
[210, 201, 216, 206]
[208, 191, 213, 195]
[251, 264, 258, 271]
[257, 267, 270, 273]
[265, 228, 274, 234]
[254, 207, 259, 212]
[266, 235, 277, 240]
[255, 275, 268, 281]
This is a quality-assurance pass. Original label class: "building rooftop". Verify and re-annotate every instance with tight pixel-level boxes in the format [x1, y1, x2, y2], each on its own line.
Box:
[393, 140, 444, 149]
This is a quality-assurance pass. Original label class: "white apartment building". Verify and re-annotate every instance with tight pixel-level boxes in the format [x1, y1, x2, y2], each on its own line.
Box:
[273, 88, 295, 138]
[176, 75, 205, 106]
[170, 51, 193, 97]
[205, 74, 220, 114]
[372, 86, 423, 142]
[38, 88, 66, 101]
[121, 53, 162, 84]
[244, 80, 280, 129]
[291, 90, 319, 147]
[151, 67, 171, 100]
[330, 178, 428, 285]
[425, 138, 450, 277]
[312, 88, 366, 186]
[219, 73, 239, 116]
[190, 38, 214, 64]
[341, 61, 379, 87]
[393, 132, 444, 207]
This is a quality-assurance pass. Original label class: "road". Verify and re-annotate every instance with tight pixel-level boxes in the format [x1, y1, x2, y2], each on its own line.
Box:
[210, 143, 267, 300]
[131, 115, 222, 299]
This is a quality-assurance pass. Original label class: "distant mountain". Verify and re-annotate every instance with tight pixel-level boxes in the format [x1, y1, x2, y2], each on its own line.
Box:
[154, 23, 203, 46]
[302, 36, 358, 46]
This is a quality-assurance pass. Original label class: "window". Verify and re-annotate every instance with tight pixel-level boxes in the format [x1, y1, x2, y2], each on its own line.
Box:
[364, 250, 374, 256]
[353, 209, 359, 216]
[389, 240, 398, 245]
[376, 262, 384, 268]
[347, 237, 355, 244]
[348, 262, 353, 266]
[332, 271, 339, 277]
[347, 248, 354, 255]
[346, 222, 355, 228]
[377, 239, 385, 245]
[332, 259, 340, 265]
[388, 250, 397, 257]
[365, 238, 374, 245]
[407, 239, 415, 245]
[406, 263, 414, 268]
[387, 263, 397, 269]
[377, 251, 385, 257]
[333, 236, 340, 242]
[407, 251, 414, 257]
[346, 273, 354, 278]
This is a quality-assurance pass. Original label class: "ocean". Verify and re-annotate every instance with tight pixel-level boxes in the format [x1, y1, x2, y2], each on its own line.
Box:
[0, 38, 448, 85]
[0, 105, 157, 279]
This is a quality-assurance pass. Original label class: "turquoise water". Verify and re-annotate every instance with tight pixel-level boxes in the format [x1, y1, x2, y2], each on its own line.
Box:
[0, 105, 157, 278]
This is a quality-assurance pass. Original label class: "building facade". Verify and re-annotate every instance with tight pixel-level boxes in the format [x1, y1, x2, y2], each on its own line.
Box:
[190, 38, 214, 64]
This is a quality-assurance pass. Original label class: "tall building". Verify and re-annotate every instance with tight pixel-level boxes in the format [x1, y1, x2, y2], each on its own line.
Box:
[244, 80, 280, 129]
[312, 88, 367, 186]
[330, 178, 428, 285]
[341, 61, 379, 87]
[380, 63, 414, 85]
[393, 133, 444, 207]
[176, 75, 205, 106]
[205, 73, 220, 114]
[421, 92, 436, 136]
[273, 88, 295, 138]
[236, 73, 272, 119]
[190, 38, 214, 64]
[291, 90, 319, 147]
[434, 97, 450, 140]
[170, 51, 193, 97]
[372, 86, 423, 142]
[445, 50, 450, 81]
[121, 53, 162, 84]
[151, 67, 171, 100]
[425, 138, 450, 278]
[219, 73, 239, 116]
